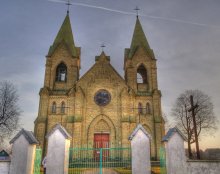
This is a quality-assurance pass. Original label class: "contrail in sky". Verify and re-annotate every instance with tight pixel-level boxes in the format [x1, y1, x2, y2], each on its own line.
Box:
[47, 0, 220, 29]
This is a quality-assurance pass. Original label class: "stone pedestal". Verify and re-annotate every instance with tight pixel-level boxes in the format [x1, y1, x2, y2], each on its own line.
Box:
[46, 124, 71, 174]
[9, 129, 38, 174]
[129, 124, 151, 174]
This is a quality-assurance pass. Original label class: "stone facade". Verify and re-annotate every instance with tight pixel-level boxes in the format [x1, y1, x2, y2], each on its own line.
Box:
[34, 14, 165, 160]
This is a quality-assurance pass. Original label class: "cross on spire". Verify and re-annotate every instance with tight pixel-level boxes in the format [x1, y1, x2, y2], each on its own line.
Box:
[101, 43, 106, 52]
[134, 6, 140, 18]
[66, 0, 72, 14]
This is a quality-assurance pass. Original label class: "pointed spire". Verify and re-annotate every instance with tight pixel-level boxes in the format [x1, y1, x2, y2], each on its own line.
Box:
[128, 17, 154, 59]
[47, 13, 78, 57]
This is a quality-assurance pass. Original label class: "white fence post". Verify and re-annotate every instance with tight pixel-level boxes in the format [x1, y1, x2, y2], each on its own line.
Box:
[9, 129, 38, 174]
[46, 124, 71, 174]
[162, 127, 187, 174]
[129, 124, 151, 174]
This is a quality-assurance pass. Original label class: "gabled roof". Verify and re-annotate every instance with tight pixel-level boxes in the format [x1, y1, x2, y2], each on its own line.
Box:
[46, 124, 71, 139]
[128, 124, 151, 140]
[47, 14, 78, 57]
[9, 129, 39, 145]
[162, 127, 187, 142]
[77, 51, 125, 84]
[128, 17, 155, 59]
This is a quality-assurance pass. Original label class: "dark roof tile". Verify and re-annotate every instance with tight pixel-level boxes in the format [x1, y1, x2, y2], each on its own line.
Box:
[46, 124, 71, 139]
[9, 129, 39, 145]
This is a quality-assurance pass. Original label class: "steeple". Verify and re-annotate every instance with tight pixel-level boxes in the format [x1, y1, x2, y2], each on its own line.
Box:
[128, 17, 155, 59]
[47, 13, 78, 57]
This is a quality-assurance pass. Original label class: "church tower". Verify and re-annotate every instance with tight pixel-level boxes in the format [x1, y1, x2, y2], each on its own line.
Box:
[124, 17, 157, 92]
[34, 13, 81, 152]
[124, 17, 164, 159]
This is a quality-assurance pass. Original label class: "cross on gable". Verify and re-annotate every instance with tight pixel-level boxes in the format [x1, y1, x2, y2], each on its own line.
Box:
[134, 6, 140, 18]
[101, 43, 106, 51]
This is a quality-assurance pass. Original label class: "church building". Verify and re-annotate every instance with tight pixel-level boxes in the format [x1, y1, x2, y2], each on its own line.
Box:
[34, 12, 165, 160]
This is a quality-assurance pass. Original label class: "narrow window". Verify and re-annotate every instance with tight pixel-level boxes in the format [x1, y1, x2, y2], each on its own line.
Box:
[56, 63, 67, 82]
[61, 102, 65, 114]
[146, 103, 151, 114]
[138, 102, 143, 114]
[137, 64, 148, 84]
[52, 102, 56, 113]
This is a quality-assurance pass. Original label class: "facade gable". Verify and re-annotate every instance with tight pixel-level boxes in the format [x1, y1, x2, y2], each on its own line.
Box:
[77, 53, 126, 89]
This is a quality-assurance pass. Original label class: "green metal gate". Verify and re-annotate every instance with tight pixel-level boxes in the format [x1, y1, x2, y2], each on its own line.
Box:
[159, 147, 167, 174]
[69, 147, 131, 174]
[33, 148, 42, 174]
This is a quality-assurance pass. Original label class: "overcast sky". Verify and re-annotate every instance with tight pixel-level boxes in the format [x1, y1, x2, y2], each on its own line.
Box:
[0, 0, 220, 149]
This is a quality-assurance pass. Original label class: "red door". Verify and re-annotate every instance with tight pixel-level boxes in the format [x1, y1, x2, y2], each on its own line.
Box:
[94, 133, 109, 160]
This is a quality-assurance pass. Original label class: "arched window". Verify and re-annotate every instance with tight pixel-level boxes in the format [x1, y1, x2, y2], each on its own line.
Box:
[138, 102, 143, 114]
[137, 64, 148, 84]
[52, 102, 56, 113]
[146, 103, 151, 114]
[56, 63, 67, 82]
[61, 102, 65, 114]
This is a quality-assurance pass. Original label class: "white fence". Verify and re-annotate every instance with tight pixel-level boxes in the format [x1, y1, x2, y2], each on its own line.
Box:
[163, 127, 220, 174]
[1, 125, 220, 174]
[0, 160, 10, 174]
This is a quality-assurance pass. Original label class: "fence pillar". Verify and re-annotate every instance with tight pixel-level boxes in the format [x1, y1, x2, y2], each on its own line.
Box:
[162, 127, 187, 174]
[46, 124, 71, 174]
[9, 129, 39, 174]
[129, 124, 151, 174]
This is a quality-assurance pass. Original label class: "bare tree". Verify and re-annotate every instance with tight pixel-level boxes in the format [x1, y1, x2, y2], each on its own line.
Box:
[172, 90, 217, 159]
[0, 81, 21, 145]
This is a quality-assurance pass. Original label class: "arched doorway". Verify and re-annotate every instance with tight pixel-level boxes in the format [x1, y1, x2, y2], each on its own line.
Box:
[94, 119, 110, 148]
[87, 115, 116, 160]
[87, 115, 116, 148]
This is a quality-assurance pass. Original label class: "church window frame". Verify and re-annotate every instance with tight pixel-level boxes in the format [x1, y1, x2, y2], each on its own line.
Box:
[137, 64, 148, 84]
[146, 102, 151, 114]
[94, 89, 111, 106]
[56, 63, 67, 82]
[52, 102, 57, 114]
[61, 101, 65, 114]
[138, 102, 143, 114]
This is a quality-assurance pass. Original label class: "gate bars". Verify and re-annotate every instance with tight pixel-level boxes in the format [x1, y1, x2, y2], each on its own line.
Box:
[69, 147, 131, 174]
[33, 148, 42, 174]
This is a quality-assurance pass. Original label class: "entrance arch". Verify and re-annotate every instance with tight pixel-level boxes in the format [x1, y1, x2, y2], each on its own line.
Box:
[87, 114, 116, 148]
